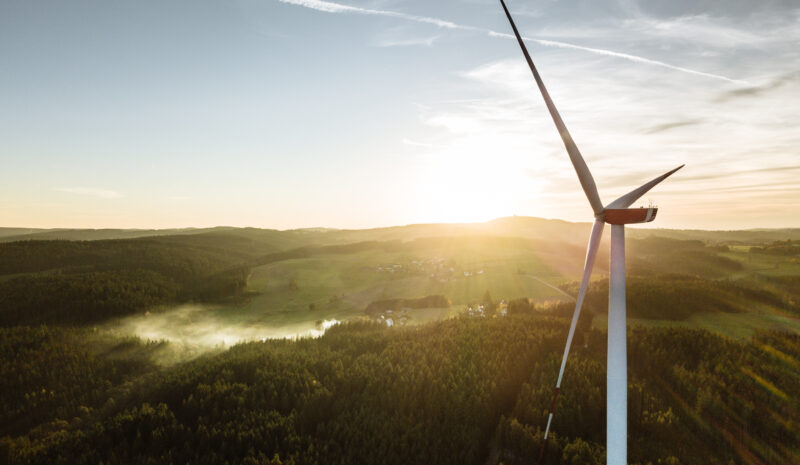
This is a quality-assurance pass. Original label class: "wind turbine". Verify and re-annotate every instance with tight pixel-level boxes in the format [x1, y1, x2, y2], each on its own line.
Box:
[496, 1, 684, 464]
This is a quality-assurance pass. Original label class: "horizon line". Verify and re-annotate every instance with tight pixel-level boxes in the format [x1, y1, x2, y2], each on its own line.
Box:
[2, 215, 799, 234]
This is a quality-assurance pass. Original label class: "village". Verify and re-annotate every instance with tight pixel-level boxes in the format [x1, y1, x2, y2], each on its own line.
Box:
[374, 256, 487, 283]
[374, 299, 509, 327]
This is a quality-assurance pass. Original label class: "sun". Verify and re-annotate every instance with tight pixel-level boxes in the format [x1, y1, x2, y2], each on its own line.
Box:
[411, 135, 544, 224]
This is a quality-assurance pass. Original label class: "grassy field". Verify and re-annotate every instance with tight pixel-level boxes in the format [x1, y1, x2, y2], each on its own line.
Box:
[589, 242, 800, 339]
[168, 229, 800, 342]
[594, 311, 800, 341]
[215, 243, 572, 328]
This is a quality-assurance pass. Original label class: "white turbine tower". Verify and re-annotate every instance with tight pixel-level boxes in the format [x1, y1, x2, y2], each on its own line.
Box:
[497, 1, 684, 464]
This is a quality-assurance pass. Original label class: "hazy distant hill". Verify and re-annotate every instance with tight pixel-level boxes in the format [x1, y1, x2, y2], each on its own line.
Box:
[0, 227, 231, 243]
[629, 227, 800, 245]
[316, 216, 595, 248]
[5, 217, 799, 248]
[0, 218, 595, 260]
[0, 228, 49, 239]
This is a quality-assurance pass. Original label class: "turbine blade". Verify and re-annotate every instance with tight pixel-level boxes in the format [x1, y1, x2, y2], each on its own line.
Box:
[498, 0, 604, 216]
[541, 219, 605, 449]
[605, 164, 685, 210]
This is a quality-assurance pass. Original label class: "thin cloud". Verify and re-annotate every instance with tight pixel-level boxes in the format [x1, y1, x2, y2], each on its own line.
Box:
[641, 119, 704, 134]
[703, 181, 800, 193]
[377, 36, 439, 47]
[277, 0, 460, 28]
[490, 32, 748, 85]
[278, 0, 748, 84]
[715, 71, 800, 102]
[678, 165, 800, 182]
[55, 187, 121, 199]
[402, 138, 444, 149]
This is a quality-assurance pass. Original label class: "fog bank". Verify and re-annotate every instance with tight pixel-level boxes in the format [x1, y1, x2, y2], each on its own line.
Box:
[107, 304, 340, 350]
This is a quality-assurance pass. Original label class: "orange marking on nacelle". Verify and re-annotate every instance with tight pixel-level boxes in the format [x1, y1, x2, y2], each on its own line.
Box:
[603, 208, 658, 225]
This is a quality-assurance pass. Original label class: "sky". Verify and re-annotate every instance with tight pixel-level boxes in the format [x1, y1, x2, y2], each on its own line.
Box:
[1, 0, 798, 230]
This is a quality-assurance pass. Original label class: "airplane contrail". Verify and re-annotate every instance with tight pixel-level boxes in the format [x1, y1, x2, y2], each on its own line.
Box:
[277, 0, 748, 85]
[277, 0, 461, 28]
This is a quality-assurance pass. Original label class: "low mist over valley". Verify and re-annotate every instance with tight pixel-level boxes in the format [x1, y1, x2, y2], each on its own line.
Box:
[107, 304, 341, 355]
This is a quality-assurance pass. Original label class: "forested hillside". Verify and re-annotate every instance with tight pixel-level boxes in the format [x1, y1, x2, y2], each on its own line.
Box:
[1, 316, 798, 465]
[0, 239, 250, 325]
[561, 274, 795, 321]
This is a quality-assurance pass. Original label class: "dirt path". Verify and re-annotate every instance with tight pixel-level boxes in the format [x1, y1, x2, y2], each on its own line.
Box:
[525, 274, 576, 301]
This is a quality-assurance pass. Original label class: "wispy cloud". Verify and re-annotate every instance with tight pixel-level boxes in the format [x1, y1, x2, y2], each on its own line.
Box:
[641, 119, 704, 134]
[55, 187, 121, 199]
[277, 0, 746, 84]
[377, 35, 439, 47]
[277, 0, 460, 28]
[488, 32, 748, 85]
[402, 138, 444, 149]
[622, 15, 767, 49]
[715, 71, 800, 102]
[676, 165, 800, 183]
[534, 15, 773, 49]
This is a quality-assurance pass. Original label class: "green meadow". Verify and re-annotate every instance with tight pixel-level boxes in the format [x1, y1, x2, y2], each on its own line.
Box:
[215, 240, 570, 328]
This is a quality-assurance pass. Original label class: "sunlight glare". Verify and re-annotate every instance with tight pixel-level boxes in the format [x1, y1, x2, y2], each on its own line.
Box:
[412, 133, 546, 223]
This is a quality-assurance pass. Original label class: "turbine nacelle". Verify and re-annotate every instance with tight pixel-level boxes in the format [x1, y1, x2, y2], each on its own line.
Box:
[601, 207, 657, 225]
[595, 163, 684, 224]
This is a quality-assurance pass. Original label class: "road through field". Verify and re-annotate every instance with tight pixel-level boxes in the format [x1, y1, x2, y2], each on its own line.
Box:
[525, 274, 576, 301]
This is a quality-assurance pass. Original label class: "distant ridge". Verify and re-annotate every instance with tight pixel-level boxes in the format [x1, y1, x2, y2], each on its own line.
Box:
[2, 217, 799, 246]
[0, 227, 234, 243]
[629, 227, 800, 244]
[0, 228, 50, 239]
